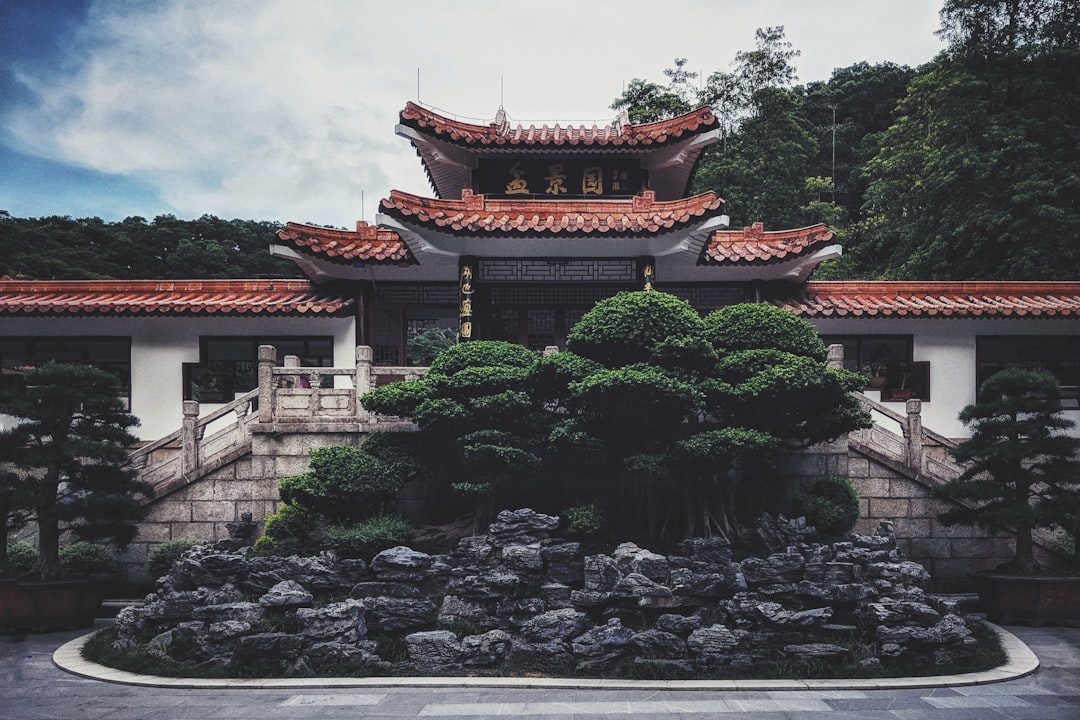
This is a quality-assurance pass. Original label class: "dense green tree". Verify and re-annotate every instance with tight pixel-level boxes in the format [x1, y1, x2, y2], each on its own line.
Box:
[935, 369, 1080, 573]
[0, 214, 302, 280]
[0, 363, 152, 579]
[840, 0, 1080, 279]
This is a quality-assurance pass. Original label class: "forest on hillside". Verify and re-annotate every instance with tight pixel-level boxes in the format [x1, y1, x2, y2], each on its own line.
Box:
[1, 0, 1078, 282]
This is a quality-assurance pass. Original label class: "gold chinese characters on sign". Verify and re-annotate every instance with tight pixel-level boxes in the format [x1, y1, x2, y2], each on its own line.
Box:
[459, 262, 475, 339]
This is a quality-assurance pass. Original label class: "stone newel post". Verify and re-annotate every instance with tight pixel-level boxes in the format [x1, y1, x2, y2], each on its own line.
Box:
[181, 400, 199, 477]
[258, 345, 277, 423]
[905, 398, 924, 475]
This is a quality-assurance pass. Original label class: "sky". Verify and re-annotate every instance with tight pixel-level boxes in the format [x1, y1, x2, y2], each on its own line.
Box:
[0, 0, 946, 228]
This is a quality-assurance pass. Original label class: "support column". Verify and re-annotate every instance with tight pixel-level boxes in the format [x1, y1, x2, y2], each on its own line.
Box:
[827, 344, 844, 370]
[638, 256, 656, 291]
[459, 256, 476, 341]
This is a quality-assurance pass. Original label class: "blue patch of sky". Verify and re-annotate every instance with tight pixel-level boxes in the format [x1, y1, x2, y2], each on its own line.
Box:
[0, 0, 172, 220]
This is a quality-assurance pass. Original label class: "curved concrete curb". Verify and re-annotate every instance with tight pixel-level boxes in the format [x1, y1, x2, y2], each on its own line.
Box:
[53, 623, 1038, 691]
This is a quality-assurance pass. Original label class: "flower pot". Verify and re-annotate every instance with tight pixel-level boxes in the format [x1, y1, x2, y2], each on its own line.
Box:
[970, 571, 1080, 626]
[0, 578, 107, 633]
[889, 388, 913, 400]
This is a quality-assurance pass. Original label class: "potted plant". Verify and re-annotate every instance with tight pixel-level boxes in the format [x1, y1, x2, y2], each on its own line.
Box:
[0, 362, 152, 631]
[934, 368, 1080, 625]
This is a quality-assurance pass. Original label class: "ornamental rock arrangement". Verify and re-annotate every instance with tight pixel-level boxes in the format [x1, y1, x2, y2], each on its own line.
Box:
[113, 509, 980, 677]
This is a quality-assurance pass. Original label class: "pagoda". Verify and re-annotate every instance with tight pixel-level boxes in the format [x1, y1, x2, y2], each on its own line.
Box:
[272, 102, 840, 362]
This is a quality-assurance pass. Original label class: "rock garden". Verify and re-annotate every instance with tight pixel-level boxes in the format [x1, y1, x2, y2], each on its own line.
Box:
[101, 509, 990, 679]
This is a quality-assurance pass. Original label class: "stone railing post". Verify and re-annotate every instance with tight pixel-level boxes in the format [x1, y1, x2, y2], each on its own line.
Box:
[355, 346, 373, 397]
[905, 398, 924, 475]
[826, 343, 844, 370]
[181, 400, 199, 477]
[258, 345, 277, 423]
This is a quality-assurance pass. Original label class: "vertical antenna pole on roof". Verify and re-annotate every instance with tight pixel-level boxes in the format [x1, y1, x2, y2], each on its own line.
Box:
[417, 68, 421, 103]
[361, 189, 365, 223]
[501, 76, 504, 108]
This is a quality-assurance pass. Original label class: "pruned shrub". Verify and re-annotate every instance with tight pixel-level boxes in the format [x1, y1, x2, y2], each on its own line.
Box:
[6, 540, 37, 576]
[321, 516, 412, 559]
[795, 476, 860, 540]
[58, 541, 117, 576]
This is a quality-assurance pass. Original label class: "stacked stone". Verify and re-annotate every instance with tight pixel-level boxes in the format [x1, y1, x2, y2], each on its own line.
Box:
[113, 511, 979, 676]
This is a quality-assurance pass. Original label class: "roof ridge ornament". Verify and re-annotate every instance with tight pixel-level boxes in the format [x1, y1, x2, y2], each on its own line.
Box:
[492, 106, 509, 136]
[460, 188, 485, 210]
[632, 190, 656, 212]
[744, 222, 765, 239]
[617, 109, 630, 136]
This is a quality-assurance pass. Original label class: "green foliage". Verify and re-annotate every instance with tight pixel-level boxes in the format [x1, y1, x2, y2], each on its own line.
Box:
[279, 446, 404, 524]
[147, 539, 204, 578]
[795, 476, 861, 540]
[936, 368, 1080, 573]
[427, 340, 538, 377]
[5, 541, 38, 576]
[58, 541, 117, 576]
[406, 326, 458, 366]
[566, 291, 708, 371]
[704, 304, 827, 360]
[250, 504, 323, 556]
[320, 516, 412, 559]
[0, 213, 300, 280]
[564, 502, 606, 536]
[0, 362, 152, 579]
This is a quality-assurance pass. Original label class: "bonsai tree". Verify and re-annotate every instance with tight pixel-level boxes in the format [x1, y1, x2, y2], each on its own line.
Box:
[935, 368, 1080, 574]
[0, 362, 152, 579]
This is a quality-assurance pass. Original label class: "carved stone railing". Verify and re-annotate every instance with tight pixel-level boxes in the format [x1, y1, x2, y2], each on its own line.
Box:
[130, 346, 429, 498]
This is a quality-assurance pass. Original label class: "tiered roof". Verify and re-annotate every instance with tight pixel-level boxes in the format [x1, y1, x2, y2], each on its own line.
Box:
[398, 103, 720, 200]
[380, 189, 724, 237]
[771, 282, 1080, 318]
[0, 280, 354, 317]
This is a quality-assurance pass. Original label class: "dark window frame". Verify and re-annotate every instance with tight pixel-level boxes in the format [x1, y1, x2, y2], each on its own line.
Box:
[0, 336, 132, 409]
[183, 335, 334, 403]
[819, 334, 929, 403]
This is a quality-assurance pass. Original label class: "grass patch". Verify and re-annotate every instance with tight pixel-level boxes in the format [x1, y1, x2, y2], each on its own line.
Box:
[81, 627, 228, 679]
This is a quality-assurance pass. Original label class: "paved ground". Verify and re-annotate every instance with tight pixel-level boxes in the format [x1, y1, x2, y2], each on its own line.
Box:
[2, 623, 1079, 720]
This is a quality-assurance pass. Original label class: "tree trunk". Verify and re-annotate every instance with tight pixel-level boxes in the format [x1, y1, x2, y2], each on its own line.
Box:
[35, 476, 63, 580]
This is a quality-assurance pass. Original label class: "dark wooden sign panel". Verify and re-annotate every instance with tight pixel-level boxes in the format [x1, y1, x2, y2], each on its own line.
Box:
[476, 159, 645, 198]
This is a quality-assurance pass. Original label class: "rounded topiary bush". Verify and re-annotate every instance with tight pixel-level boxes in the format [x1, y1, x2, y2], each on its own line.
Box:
[567, 291, 706, 368]
[704, 303, 827, 360]
[795, 475, 861, 540]
[428, 340, 538, 377]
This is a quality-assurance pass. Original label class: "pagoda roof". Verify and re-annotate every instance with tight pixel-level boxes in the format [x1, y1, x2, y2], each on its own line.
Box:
[276, 221, 412, 264]
[0, 279, 354, 317]
[380, 188, 724, 237]
[771, 282, 1080, 318]
[397, 103, 721, 200]
[706, 223, 837, 265]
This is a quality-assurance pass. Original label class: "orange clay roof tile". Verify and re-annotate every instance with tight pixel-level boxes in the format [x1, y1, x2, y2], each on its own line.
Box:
[771, 282, 1080, 318]
[276, 221, 412, 264]
[0, 280, 354, 316]
[705, 223, 836, 264]
[381, 189, 724, 236]
[399, 102, 718, 148]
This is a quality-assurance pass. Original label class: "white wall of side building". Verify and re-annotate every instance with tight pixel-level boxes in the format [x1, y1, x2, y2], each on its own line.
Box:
[0, 315, 355, 441]
[810, 317, 1080, 439]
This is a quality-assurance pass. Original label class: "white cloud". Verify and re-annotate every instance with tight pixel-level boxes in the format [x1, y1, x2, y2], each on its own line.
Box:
[3, 0, 944, 225]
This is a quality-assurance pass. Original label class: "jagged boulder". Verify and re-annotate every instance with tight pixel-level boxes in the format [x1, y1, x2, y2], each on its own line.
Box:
[406, 630, 461, 672]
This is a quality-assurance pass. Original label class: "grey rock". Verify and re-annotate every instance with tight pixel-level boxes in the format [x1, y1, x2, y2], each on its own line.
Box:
[520, 608, 588, 642]
[296, 599, 366, 641]
[142, 590, 205, 621]
[446, 570, 520, 600]
[669, 567, 739, 598]
[405, 630, 461, 671]
[450, 536, 495, 566]
[783, 643, 848, 659]
[370, 546, 433, 580]
[611, 572, 673, 601]
[866, 561, 932, 588]
[631, 629, 687, 659]
[583, 554, 621, 592]
[244, 554, 368, 595]
[655, 613, 701, 635]
[233, 632, 303, 663]
[366, 596, 437, 633]
[501, 543, 544, 572]
[613, 543, 670, 581]
[677, 537, 733, 567]
[259, 580, 314, 608]
[488, 508, 560, 544]
[305, 640, 381, 672]
[505, 641, 572, 674]
[192, 601, 264, 625]
[755, 602, 833, 627]
[740, 550, 806, 585]
[541, 541, 581, 564]
[437, 595, 491, 627]
[461, 630, 512, 667]
[687, 624, 739, 655]
[571, 618, 635, 659]
[540, 582, 573, 608]
[207, 620, 251, 641]
[569, 589, 611, 607]
[493, 597, 546, 629]
[349, 581, 423, 599]
[877, 614, 972, 646]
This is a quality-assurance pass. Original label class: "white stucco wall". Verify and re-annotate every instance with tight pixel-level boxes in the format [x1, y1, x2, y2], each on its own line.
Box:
[0, 315, 355, 441]
[810, 317, 1080, 439]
